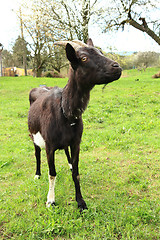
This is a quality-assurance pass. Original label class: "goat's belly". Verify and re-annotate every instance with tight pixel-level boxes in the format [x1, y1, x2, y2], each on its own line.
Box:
[33, 132, 46, 148]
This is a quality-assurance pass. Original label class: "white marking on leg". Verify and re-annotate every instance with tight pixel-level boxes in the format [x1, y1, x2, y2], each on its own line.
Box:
[33, 132, 45, 148]
[34, 175, 40, 180]
[46, 175, 56, 207]
[68, 163, 72, 170]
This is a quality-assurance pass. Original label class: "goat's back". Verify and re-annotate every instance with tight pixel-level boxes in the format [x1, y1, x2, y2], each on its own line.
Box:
[29, 86, 53, 105]
[28, 86, 63, 134]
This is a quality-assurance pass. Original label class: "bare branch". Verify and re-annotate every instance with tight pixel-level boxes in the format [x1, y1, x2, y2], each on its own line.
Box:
[103, 0, 160, 46]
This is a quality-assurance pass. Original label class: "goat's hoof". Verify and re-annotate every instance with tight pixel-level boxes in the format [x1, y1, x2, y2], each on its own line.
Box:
[78, 200, 88, 212]
[46, 201, 55, 208]
[34, 175, 40, 179]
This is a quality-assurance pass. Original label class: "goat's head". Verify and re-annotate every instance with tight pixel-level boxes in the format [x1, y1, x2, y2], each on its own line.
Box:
[55, 39, 122, 87]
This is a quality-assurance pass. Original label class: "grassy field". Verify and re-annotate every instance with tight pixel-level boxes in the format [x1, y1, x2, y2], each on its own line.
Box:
[0, 67, 160, 239]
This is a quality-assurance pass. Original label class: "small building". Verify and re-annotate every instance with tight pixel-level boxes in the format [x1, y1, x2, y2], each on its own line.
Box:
[3, 67, 33, 76]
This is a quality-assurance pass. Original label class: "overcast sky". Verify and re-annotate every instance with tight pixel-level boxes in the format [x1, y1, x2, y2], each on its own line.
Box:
[1, 0, 160, 53]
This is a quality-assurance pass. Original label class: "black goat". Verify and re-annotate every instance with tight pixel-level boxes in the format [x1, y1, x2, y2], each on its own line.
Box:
[28, 39, 122, 211]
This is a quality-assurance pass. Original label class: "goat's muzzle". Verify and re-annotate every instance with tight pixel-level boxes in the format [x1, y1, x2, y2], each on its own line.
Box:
[112, 62, 120, 68]
[110, 60, 122, 74]
[101, 61, 122, 84]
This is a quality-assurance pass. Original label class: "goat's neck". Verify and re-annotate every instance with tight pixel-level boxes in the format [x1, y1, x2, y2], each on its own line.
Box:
[62, 71, 92, 121]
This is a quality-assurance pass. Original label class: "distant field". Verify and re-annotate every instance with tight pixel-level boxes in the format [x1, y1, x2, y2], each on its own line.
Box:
[0, 67, 160, 239]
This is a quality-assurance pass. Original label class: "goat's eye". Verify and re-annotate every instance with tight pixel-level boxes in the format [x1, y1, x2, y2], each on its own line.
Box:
[81, 56, 88, 62]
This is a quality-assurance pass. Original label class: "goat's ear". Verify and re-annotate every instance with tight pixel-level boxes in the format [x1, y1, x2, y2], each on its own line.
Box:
[87, 38, 94, 47]
[66, 43, 79, 70]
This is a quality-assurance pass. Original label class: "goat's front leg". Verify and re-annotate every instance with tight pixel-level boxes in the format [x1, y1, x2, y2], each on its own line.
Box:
[65, 147, 72, 170]
[71, 144, 87, 211]
[34, 143, 41, 179]
[46, 147, 56, 207]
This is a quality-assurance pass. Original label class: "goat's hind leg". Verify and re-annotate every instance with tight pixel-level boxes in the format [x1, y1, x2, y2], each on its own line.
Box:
[34, 143, 41, 179]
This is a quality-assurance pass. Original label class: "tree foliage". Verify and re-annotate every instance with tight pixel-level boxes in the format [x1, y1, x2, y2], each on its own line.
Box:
[2, 50, 14, 68]
[134, 51, 160, 70]
[12, 36, 30, 68]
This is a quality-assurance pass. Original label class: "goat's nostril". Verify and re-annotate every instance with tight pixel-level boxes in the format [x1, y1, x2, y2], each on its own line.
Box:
[112, 63, 120, 68]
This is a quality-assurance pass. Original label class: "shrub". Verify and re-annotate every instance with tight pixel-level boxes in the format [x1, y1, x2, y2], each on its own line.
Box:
[42, 71, 63, 78]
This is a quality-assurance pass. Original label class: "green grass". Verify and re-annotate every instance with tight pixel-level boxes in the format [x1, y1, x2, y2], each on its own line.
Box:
[0, 67, 160, 239]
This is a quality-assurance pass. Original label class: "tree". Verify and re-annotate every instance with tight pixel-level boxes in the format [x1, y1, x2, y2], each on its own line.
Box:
[101, 0, 160, 46]
[40, 0, 100, 43]
[48, 47, 68, 73]
[17, 7, 51, 76]
[17, 0, 68, 77]
[12, 36, 30, 69]
[2, 50, 14, 67]
[134, 51, 160, 70]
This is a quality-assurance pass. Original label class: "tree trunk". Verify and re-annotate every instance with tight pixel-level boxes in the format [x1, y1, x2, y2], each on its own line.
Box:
[82, 0, 90, 43]
[36, 68, 42, 77]
[23, 55, 27, 76]
[20, 8, 28, 76]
